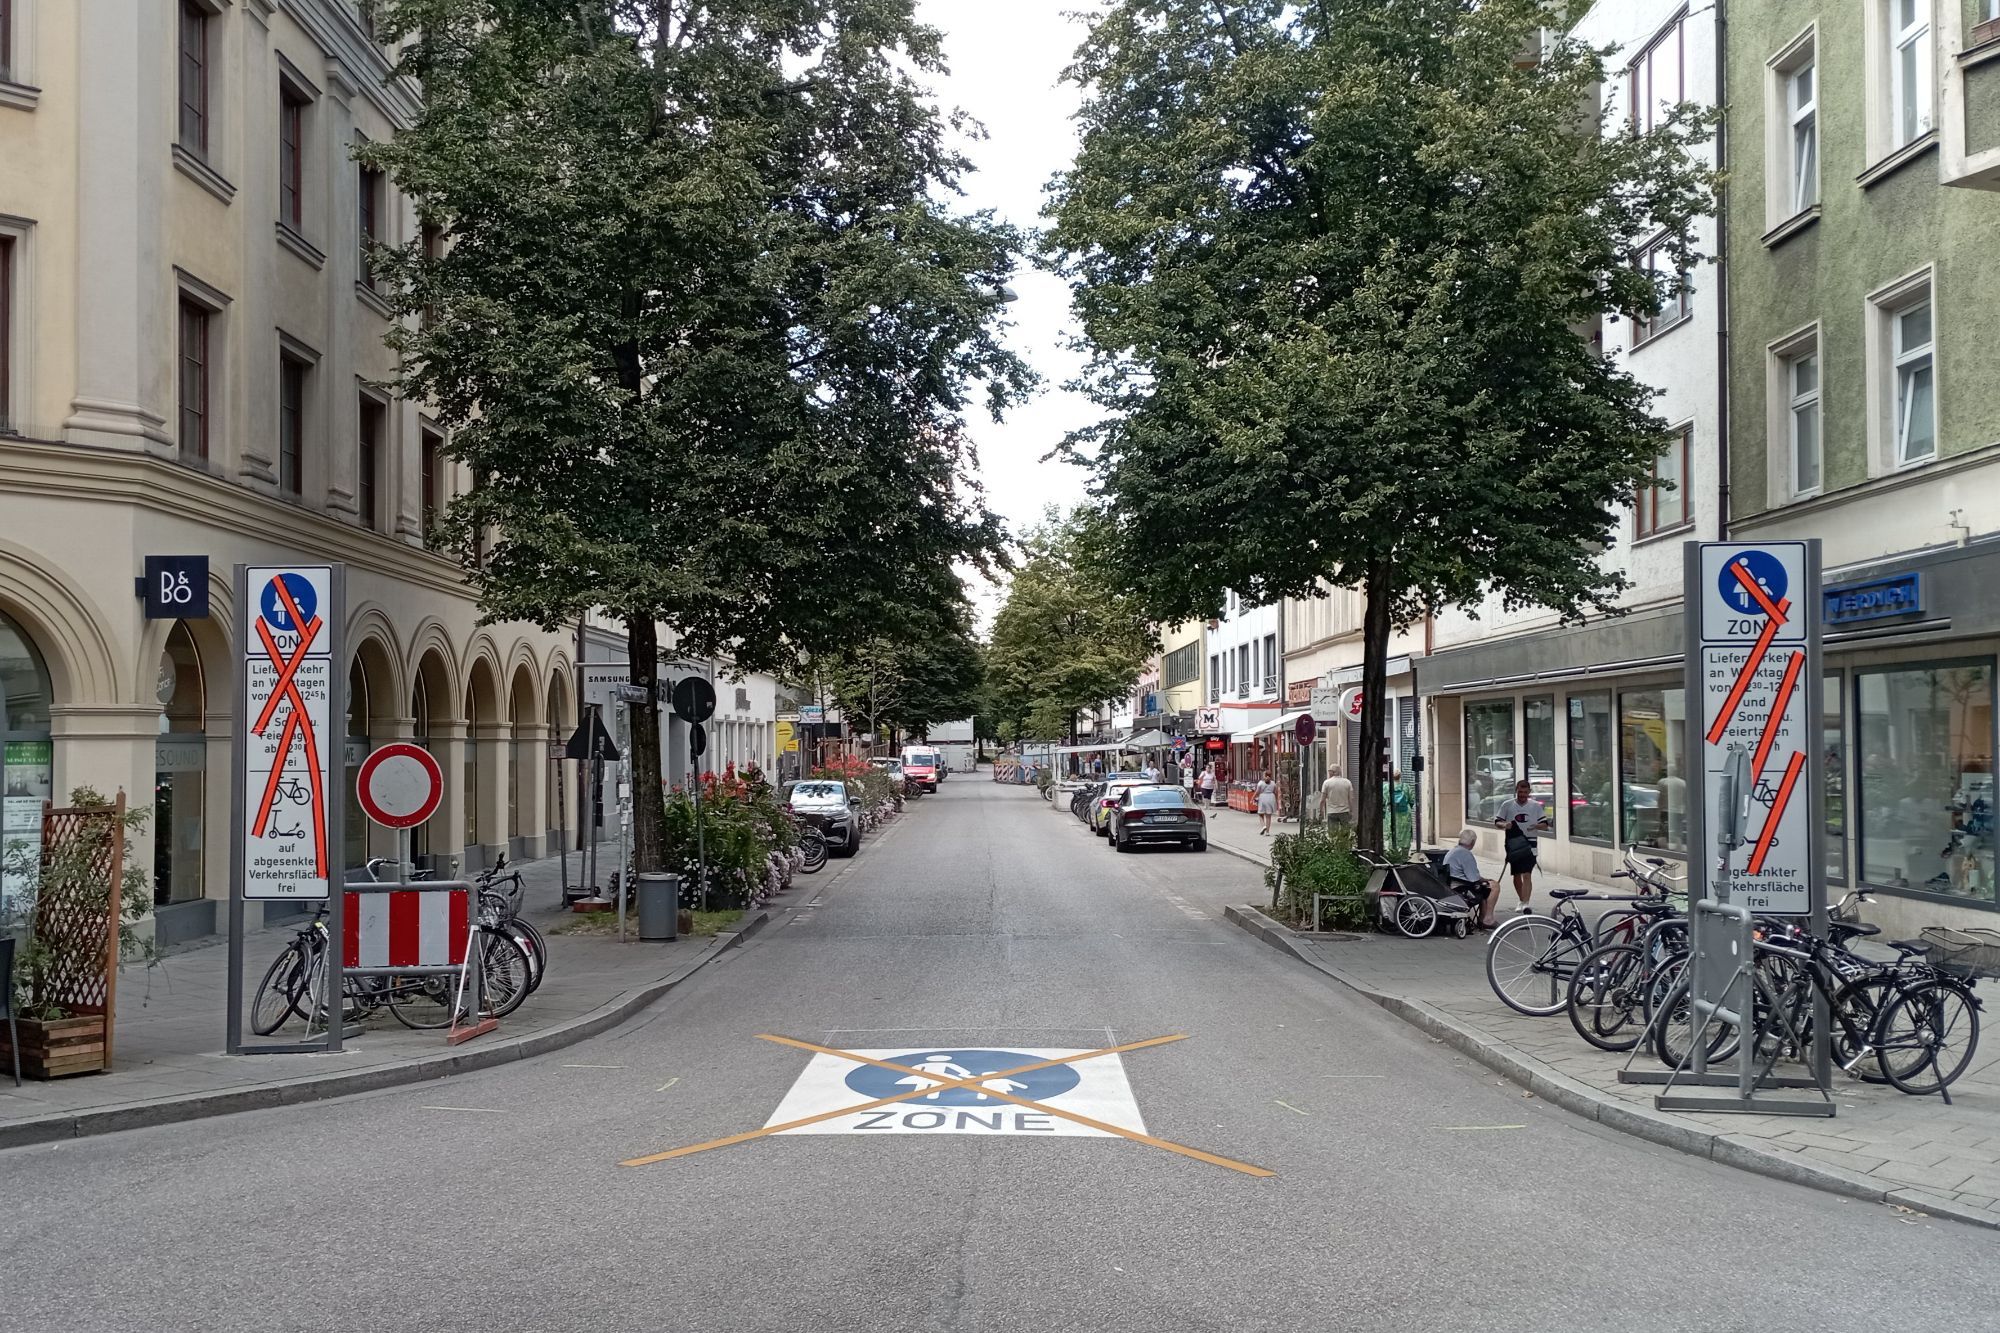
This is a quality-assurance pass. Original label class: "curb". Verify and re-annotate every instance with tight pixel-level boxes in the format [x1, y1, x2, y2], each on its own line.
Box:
[0, 907, 774, 1154]
[1220, 903, 2000, 1231]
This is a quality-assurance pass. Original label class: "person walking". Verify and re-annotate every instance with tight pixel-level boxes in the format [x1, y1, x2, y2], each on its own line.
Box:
[1317, 765, 1355, 827]
[1492, 779, 1551, 912]
[1198, 764, 1216, 806]
[1255, 772, 1278, 835]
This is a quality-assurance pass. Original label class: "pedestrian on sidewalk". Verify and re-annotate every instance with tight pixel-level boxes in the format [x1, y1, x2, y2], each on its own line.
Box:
[1199, 764, 1217, 806]
[1493, 779, 1551, 911]
[1255, 773, 1278, 835]
[1444, 828, 1498, 928]
[1317, 766, 1354, 827]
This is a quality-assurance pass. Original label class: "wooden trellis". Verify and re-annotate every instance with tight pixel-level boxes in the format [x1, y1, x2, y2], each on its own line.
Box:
[27, 794, 126, 1067]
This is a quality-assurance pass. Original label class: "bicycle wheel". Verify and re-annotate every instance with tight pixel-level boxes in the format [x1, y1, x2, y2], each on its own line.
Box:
[510, 917, 550, 993]
[1650, 974, 1741, 1069]
[1567, 943, 1646, 1052]
[1593, 909, 1647, 947]
[1485, 915, 1570, 1016]
[251, 941, 306, 1036]
[1877, 981, 1981, 1097]
[1830, 977, 1897, 1083]
[387, 975, 456, 1029]
[478, 930, 532, 1018]
[1394, 895, 1437, 939]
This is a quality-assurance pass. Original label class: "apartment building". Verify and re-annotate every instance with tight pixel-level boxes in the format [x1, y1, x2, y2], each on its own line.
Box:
[0, 0, 575, 943]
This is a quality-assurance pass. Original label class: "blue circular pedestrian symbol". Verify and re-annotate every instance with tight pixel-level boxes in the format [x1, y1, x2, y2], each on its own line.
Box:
[844, 1050, 1079, 1108]
[259, 574, 318, 631]
[1717, 550, 1787, 617]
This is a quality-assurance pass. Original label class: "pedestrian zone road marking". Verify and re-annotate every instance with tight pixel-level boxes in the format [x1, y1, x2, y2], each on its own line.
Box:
[766, 1046, 1146, 1139]
[618, 1033, 1274, 1178]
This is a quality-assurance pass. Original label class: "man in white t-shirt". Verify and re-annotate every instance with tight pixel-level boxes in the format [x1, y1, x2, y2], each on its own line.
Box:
[1317, 768, 1355, 825]
[1492, 779, 1551, 911]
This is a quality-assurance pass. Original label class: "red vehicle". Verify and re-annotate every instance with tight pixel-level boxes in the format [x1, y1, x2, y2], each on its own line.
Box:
[900, 747, 942, 792]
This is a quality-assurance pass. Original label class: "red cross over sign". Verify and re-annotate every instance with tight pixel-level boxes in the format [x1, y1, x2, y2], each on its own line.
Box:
[240, 567, 338, 900]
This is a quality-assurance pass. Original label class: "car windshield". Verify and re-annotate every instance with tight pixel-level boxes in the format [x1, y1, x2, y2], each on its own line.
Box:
[792, 782, 844, 800]
[1132, 789, 1185, 806]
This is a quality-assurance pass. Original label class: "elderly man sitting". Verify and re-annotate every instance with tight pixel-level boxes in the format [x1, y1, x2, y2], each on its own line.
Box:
[1443, 829, 1498, 930]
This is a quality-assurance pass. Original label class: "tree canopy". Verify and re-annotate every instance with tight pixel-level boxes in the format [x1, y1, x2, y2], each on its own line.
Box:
[984, 511, 1155, 742]
[1044, 0, 1717, 838]
[362, 0, 1031, 867]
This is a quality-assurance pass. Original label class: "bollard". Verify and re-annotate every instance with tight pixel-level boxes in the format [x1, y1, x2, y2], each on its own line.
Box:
[637, 872, 681, 941]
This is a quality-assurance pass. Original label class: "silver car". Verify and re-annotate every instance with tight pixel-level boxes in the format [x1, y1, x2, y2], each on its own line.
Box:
[786, 780, 864, 856]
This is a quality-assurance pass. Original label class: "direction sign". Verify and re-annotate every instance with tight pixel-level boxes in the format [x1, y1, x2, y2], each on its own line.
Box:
[356, 742, 444, 829]
[1693, 542, 1816, 914]
[1294, 715, 1317, 745]
[239, 566, 338, 900]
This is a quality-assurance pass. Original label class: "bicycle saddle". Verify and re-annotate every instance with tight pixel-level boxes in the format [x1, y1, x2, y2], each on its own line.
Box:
[1887, 939, 1930, 955]
[1645, 857, 1668, 867]
[1549, 888, 1589, 900]
[1830, 922, 1881, 940]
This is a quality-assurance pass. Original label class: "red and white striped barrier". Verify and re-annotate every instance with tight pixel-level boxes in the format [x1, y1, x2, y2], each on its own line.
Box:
[342, 887, 471, 970]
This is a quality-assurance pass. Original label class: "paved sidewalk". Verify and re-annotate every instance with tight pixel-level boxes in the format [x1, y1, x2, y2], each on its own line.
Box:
[1194, 803, 2000, 1229]
[0, 845, 774, 1148]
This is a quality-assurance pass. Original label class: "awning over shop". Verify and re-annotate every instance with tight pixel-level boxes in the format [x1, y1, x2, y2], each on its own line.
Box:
[1054, 742, 1125, 755]
[1241, 710, 1309, 740]
[1122, 729, 1170, 750]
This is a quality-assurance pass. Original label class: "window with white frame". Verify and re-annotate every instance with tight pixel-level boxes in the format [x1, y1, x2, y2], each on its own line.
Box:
[1888, 0, 1933, 150]
[1891, 295, 1935, 465]
[1786, 343, 1821, 495]
[1786, 56, 1817, 213]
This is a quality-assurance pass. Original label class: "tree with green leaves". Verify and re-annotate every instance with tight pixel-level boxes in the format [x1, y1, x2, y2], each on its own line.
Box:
[1044, 0, 1717, 844]
[362, 0, 1030, 870]
[821, 598, 986, 747]
[985, 511, 1155, 743]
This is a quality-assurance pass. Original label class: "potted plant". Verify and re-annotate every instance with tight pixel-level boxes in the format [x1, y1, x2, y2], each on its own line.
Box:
[0, 788, 151, 1079]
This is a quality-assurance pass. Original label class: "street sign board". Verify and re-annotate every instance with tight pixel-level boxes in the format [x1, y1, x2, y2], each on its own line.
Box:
[1692, 541, 1817, 914]
[690, 722, 708, 757]
[776, 720, 797, 754]
[614, 683, 652, 705]
[566, 712, 621, 762]
[799, 704, 826, 725]
[1195, 707, 1222, 735]
[1294, 715, 1317, 745]
[356, 742, 444, 830]
[581, 662, 631, 711]
[673, 676, 717, 723]
[1308, 686, 1341, 723]
[239, 566, 338, 900]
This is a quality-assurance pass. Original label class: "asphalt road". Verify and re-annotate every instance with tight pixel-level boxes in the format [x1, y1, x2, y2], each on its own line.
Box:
[5, 781, 1997, 1333]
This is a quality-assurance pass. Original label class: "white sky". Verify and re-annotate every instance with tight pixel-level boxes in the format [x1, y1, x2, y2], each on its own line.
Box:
[917, 0, 1104, 624]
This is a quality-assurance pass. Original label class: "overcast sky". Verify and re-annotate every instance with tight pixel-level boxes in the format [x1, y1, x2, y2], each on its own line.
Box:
[916, 0, 1104, 623]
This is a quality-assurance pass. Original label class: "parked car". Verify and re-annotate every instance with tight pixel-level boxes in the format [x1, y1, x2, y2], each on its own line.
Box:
[1107, 786, 1208, 853]
[1089, 773, 1157, 835]
[785, 779, 864, 857]
[901, 746, 942, 792]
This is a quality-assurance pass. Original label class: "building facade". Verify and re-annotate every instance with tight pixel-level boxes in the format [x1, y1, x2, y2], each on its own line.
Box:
[1203, 593, 1281, 779]
[1418, 0, 1724, 882]
[0, 1, 576, 943]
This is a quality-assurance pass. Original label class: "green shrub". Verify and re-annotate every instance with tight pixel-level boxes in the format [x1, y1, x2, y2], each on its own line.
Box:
[1265, 821, 1372, 931]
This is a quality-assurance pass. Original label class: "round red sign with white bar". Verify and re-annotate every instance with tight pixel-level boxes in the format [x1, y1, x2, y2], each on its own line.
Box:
[356, 742, 444, 829]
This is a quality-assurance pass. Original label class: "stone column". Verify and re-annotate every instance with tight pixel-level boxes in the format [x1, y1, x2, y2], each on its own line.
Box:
[472, 720, 510, 868]
[234, 0, 280, 485]
[513, 723, 550, 860]
[320, 63, 360, 520]
[430, 719, 467, 877]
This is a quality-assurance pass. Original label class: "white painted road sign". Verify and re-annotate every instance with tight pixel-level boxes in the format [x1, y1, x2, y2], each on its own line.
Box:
[356, 742, 444, 830]
[241, 566, 336, 900]
[1696, 542, 1813, 913]
[765, 1047, 1146, 1137]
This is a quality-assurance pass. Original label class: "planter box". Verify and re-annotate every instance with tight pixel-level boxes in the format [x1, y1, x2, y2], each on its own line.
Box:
[0, 1013, 110, 1079]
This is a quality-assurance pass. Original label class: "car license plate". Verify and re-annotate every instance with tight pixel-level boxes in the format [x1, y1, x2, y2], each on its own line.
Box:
[1153, 814, 1183, 823]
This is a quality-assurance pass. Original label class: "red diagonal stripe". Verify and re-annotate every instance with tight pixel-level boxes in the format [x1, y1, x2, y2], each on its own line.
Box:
[1751, 651, 1805, 781]
[253, 617, 320, 737]
[1704, 601, 1791, 745]
[1731, 560, 1787, 623]
[1746, 750, 1805, 875]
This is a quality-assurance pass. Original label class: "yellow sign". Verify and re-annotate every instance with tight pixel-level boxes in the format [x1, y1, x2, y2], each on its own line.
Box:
[776, 720, 797, 754]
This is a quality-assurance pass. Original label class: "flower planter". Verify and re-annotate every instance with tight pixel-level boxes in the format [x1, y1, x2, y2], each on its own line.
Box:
[0, 1013, 110, 1079]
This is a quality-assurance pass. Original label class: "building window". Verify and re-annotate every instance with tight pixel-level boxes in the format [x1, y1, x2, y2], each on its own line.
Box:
[178, 1, 209, 158]
[1523, 696, 1556, 809]
[0, 235, 12, 434]
[1636, 424, 1691, 537]
[1889, 0, 1933, 150]
[1209, 655, 1220, 702]
[1776, 43, 1818, 216]
[1464, 699, 1516, 823]
[278, 353, 307, 496]
[1165, 642, 1198, 688]
[357, 165, 383, 288]
[279, 86, 307, 229]
[1, 0, 14, 83]
[358, 395, 384, 529]
[1262, 634, 1277, 691]
[1892, 296, 1935, 465]
[421, 221, 443, 326]
[1567, 692, 1614, 842]
[1628, 11, 1685, 135]
[421, 427, 442, 537]
[1236, 644, 1250, 698]
[1632, 237, 1691, 345]
[1825, 671, 1848, 885]
[178, 299, 210, 460]
[1857, 661, 1996, 904]
[1618, 686, 1688, 854]
[1786, 344, 1821, 496]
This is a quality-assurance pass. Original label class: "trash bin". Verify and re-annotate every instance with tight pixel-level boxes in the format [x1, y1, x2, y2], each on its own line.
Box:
[637, 872, 681, 941]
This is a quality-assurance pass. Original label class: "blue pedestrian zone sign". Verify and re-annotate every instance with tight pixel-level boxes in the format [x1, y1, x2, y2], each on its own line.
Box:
[259, 572, 319, 632]
[1716, 549, 1789, 617]
[766, 1045, 1147, 1137]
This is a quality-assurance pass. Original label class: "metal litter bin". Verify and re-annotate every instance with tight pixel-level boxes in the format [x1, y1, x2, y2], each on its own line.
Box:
[637, 872, 681, 941]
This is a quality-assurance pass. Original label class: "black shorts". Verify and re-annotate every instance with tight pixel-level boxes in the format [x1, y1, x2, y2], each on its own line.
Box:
[1505, 839, 1538, 875]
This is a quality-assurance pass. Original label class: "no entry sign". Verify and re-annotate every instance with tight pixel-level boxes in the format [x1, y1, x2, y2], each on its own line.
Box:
[357, 742, 444, 829]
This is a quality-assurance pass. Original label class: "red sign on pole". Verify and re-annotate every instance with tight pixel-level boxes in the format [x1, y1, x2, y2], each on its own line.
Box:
[356, 742, 445, 829]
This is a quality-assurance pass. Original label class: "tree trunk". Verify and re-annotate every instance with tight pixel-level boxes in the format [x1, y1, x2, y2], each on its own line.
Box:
[627, 616, 664, 874]
[1356, 571, 1394, 854]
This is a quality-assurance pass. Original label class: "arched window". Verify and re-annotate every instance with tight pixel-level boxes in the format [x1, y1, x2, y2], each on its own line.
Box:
[0, 610, 55, 910]
[345, 659, 372, 871]
[154, 622, 207, 905]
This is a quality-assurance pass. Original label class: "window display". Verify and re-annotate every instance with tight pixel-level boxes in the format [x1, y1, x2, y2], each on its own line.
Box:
[1618, 687, 1687, 854]
[1567, 693, 1614, 842]
[1858, 662, 1996, 903]
[1464, 700, 1515, 822]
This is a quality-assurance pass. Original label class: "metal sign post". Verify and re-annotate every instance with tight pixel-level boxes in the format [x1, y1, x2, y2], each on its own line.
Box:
[1647, 540, 1831, 1116]
[226, 564, 346, 1056]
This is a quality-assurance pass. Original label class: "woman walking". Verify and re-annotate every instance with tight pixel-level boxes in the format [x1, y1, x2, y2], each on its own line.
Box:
[1255, 772, 1278, 835]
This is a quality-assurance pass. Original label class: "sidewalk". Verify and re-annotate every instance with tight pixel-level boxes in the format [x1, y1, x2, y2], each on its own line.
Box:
[1197, 803, 2000, 1229]
[0, 846, 770, 1149]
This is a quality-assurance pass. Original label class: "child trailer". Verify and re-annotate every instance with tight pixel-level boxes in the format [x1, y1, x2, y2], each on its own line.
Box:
[1358, 849, 1477, 939]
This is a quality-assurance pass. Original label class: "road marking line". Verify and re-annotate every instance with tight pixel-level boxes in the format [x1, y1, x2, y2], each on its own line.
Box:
[1273, 1099, 1311, 1116]
[656, 1077, 680, 1092]
[563, 1064, 626, 1069]
[422, 1105, 508, 1114]
[1434, 1124, 1527, 1131]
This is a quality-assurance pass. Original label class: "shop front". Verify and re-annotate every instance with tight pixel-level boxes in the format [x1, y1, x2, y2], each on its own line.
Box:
[1, 611, 54, 915]
[1420, 540, 2000, 932]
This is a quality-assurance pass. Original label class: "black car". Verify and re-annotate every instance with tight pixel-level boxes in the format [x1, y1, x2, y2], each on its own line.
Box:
[784, 780, 864, 856]
[1106, 786, 1208, 852]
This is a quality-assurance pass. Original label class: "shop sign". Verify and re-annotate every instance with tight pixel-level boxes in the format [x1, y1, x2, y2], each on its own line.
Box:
[1822, 573, 1921, 626]
[799, 704, 826, 725]
[1195, 707, 1223, 734]
[1308, 686, 1342, 723]
[581, 662, 632, 710]
[140, 555, 211, 620]
[1203, 736, 1228, 752]
[1286, 678, 1314, 707]
[776, 720, 797, 754]
[1339, 687, 1365, 721]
